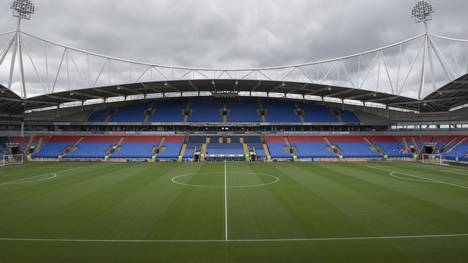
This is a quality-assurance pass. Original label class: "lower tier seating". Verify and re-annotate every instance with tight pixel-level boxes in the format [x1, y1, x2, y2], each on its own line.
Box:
[206, 144, 244, 156]
[112, 143, 156, 159]
[294, 143, 336, 158]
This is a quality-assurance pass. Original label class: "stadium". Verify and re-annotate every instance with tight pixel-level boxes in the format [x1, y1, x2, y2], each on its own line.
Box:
[0, 0, 467, 262]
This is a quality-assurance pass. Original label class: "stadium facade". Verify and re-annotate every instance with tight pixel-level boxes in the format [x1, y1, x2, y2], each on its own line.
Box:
[0, 0, 467, 164]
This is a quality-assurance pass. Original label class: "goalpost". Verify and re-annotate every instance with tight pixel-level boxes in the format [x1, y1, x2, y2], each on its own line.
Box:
[421, 153, 446, 166]
[1, 154, 24, 167]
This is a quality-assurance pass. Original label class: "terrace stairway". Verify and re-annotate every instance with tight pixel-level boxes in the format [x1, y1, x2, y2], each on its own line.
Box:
[364, 137, 385, 158]
[324, 137, 342, 158]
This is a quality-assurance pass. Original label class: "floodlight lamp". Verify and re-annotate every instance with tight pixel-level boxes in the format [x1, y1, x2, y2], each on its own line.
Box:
[11, 0, 35, 20]
[411, 1, 434, 23]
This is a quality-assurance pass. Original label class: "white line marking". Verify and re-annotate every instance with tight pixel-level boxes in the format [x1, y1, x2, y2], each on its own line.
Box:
[171, 172, 279, 189]
[439, 169, 468, 176]
[224, 160, 228, 241]
[388, 172, 428, 182]
[368, 166, 468, 190]
[1, 233, 468, 243]
[0, 167, 82, 186]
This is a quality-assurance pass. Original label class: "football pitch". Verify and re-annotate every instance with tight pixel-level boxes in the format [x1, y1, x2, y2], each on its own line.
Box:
[0, 161, 467, 262]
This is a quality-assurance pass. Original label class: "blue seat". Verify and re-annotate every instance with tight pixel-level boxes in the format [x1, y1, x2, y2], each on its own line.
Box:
[206, 144, 244, 155]
[264, 101, 299, 123]
[374, 142, 412, 158]
[32, 143, 71, 158]
[65, 143, 113, 159]
[335, 143, 381, 158]
[300, 104, 338, 123]
[112, 143, 156, 158]
[150, 101, 186, 122]
[268, 144, 291, 158]
[157, 143, 182, 160]
[228, 102, 261, 122]
[189, 103, 223, 122]
[295, 143, 337, 158]
[341, 110, 360, 123]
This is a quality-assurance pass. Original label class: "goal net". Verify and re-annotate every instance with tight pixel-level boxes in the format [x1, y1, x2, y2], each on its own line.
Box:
[421, 153, 446, 166]
[1, 154, 24, 167]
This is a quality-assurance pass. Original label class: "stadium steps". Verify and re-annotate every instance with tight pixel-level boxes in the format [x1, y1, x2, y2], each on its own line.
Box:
[104, 108, 117, 122]
[447, 138, 466, 153]
[324, 137, 342, 158]
[200, 144, 207, 161]
[183, 103, 191, 123]
[330, 108, 344, 123]
[294, 104, 305, 123]
[152, 137, 166, 161]
[364, 137, 385, 158]
[411, 137, 421, 153]
[222, 105, 228, 123]
[262, 144, 272, 161]
[402, 137, 411, 152]
[178, 144, 187, 162]
[283, 137, 297, 161]
[33, 137, 46, 154]
[439, 137, 459, 152]
[144, 105, 155, 124]
[105, 137, 125, 160]
[26, 136, 34, 160]
[59, 137, 84, 159]
[243, 143, 250, 161]
[258, 101, 267, 123]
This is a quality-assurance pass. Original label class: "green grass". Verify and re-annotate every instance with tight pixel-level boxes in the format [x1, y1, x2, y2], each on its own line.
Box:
[0, 161, 468, 262]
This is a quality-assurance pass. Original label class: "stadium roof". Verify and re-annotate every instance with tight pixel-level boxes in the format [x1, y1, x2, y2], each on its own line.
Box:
[19, 75, 468, 112]
[0, 85, 23, 113]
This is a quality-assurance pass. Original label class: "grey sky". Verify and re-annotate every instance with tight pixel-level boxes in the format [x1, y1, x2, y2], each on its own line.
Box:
[1, 0, 467, 69]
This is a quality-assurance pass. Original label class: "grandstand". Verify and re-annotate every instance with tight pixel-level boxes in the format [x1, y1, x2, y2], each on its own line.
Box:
[0, 0, 468, 262]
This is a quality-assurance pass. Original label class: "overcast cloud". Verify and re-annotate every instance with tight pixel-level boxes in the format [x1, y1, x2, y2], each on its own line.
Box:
[1, 0, 467, 69]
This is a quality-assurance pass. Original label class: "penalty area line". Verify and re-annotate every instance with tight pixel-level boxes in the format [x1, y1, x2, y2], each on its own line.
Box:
[1, 233, 468, 243]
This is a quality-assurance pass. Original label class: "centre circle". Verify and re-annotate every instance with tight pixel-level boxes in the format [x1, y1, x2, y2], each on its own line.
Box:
[171, 172, 279, 189]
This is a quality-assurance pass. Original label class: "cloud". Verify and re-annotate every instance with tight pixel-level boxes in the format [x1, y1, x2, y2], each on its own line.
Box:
[0, 0, 467, 98]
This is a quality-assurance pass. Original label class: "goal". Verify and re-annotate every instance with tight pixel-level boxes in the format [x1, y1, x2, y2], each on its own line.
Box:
[1, 154, 24, 167]
[421, 153, 446, 166]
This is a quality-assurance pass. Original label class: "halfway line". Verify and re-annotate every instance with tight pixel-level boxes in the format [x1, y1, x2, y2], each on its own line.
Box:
[1, 233, 468, 243]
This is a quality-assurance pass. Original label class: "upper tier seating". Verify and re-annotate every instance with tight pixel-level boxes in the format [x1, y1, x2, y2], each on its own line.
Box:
[85, 98, 365, 124]
[88, 110, 108, 122]
[189, 102, 223, 122]
[227, 101, 262, 122]
[109, 104, 149, 122]
[341, 110, 360, 123]
[149, 101, 186, 122]
[300, 105, 338, 123]
[264, 100, 299, 123]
